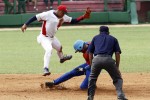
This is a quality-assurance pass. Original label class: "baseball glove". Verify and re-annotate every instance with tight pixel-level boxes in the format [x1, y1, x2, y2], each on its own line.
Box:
[83, 7, 91, 19]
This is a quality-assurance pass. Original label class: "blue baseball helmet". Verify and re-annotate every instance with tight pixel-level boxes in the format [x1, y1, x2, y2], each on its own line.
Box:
[73, 40, 85, 53]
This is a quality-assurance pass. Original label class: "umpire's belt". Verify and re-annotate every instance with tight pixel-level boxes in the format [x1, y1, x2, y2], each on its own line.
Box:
[96, 54, 111, 57]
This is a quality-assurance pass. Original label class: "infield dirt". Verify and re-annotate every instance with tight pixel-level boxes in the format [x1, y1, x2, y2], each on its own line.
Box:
[0, 73, 150, 100]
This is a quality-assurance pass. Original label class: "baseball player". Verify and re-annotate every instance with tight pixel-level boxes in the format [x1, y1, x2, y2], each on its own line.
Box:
[44, 40, 91, 90]
[21, 5, 91, 76]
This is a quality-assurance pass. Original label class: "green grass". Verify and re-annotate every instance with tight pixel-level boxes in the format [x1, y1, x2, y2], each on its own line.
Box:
[0, 26, 150, 74]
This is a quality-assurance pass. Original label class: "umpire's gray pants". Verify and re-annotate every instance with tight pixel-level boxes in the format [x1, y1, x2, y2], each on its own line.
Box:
[87, 55, 125, 100]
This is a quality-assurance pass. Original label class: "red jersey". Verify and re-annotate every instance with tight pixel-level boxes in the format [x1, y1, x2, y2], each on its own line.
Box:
[82, 42, 91, 65]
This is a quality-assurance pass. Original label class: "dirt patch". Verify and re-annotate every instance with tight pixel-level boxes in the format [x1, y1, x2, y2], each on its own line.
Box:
[0, 73, 150, 100]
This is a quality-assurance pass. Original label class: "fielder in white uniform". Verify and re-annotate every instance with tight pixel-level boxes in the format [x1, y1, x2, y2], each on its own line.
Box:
[21, 5, 91, 76]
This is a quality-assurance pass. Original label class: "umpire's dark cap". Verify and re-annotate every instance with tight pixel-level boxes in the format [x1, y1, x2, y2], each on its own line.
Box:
[100, 26, 109, 33]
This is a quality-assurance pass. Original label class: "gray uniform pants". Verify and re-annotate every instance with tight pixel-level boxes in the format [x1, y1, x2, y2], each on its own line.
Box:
[87, 55, 126, 100]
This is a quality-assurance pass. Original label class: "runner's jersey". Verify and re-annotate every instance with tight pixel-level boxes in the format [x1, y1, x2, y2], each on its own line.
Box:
[36, 10, 72, 37]
[83, 42, 91, 65]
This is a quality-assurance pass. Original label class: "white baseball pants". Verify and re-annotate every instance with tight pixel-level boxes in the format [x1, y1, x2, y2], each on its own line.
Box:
[37, 34, 62, 69]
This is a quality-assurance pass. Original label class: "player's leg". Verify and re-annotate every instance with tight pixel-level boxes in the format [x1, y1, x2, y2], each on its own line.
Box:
[32, 0, 38, 11]
[45, 63, 87, 88]
[17, 1, 21, 14]
[49, 0, 54, 9]
[37, 34, 53, 76]
[105, 58, 127, 100]
[4, 3, 8, 14]
[54, 63, 88, 84]
[52, 36, 65, 59]
[43, 0, 48, 10]
[8, 2, 13, 14]
[52, 36, 72, 63]
[80, 68, 90, 90]
[20, 1, 24, 13]
[22, 1, 26, 13]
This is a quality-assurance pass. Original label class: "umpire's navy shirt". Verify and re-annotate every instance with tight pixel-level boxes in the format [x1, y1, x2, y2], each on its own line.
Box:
[88, 32, 121, 57]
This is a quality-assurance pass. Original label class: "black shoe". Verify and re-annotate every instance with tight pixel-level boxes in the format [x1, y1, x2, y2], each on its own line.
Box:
[118, 97, 128, 100]
[45, 82, 54, 88]
[43, 68, 51, 76]
[60, 55, 72, 63]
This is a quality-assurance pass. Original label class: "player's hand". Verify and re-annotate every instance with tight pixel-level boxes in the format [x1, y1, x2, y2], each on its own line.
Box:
[21, 24, 27, 32]
[83, 7, 91, 19]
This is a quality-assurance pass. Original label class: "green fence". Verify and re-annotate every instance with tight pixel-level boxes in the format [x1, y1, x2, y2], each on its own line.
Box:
[0, 12, 130, 26]
[0, 0, 139, 26]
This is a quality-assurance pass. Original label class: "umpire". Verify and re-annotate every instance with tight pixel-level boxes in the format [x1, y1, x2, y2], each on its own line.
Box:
[87, 26, 128, 100]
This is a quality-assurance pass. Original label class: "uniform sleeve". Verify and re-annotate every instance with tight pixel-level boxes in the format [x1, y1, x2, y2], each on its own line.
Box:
[36, 11, 49, 21]
[25, 16, 37, 25]
[114, 39, 121, 54]
[63, 14, 72, 23]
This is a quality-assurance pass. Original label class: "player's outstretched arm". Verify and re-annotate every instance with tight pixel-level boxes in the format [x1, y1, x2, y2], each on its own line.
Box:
[21, 16, 37, 32]
[70, 7, 91, 24]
